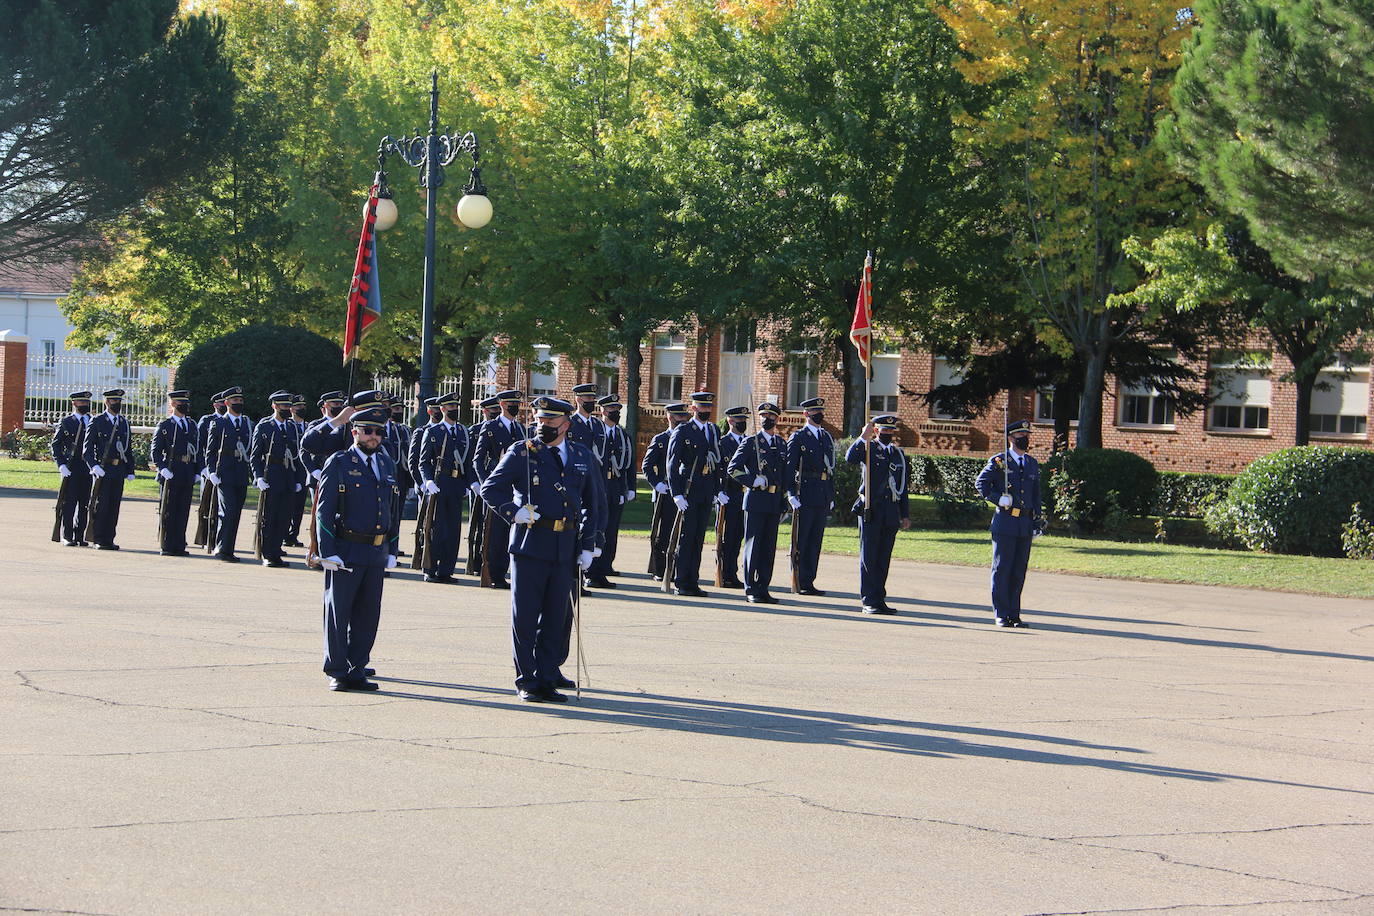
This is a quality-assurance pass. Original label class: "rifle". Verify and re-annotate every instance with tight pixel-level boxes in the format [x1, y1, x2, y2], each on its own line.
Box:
[466, 491, 485, 575]
[157, 477, 167, 548]
[84, 419, 120, 543]
[646, 486, 667, 577]
[252, 485, 266, 561]
[411, 493, 429, 570]
[789, 443, 802, 593]
[479, 507, 495, 587]
[418, 492, 439, 572]
[713, 499, 727, 587]
[661, 510, 684, 594]
[52, 476, 68, 542]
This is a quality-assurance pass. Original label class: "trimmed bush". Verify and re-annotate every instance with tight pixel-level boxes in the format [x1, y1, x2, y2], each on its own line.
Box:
[1045, 448, 1158, 532]
[1154, 471, 1235, 518]
[1341, 503, 1374, 560]
[1206, 446, 1374, 556]
[176, 325, 348, 419]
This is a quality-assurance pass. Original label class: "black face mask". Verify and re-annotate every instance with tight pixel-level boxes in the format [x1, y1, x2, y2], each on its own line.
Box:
[1011, 435, 1030, 451]
[215, 405, 226, 414]
[806, 412, 824, 424]
[579, 400, 596, 414]
[74, 404, 90, 414]
[391, 409, 404, 420]
[730, 420, 747, 434]
[274, 408, 291, 420]
[695, 411, 712, 423]
[443, 409, 461, 422]
[107, 403, 122, 415]
[173, 403, 189, 415]
[878, 433, 894, 444]
[503, 403, 520, 417]
[227, 402, 243, 414]
[606, 410, 621, 424]
[761, 416, 776, 431]
[537, 424, 560, 444]
[427, 410, 442, 423]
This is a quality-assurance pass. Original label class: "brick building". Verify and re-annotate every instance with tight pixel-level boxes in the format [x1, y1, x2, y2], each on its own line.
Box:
[485, 321, 1373, 475]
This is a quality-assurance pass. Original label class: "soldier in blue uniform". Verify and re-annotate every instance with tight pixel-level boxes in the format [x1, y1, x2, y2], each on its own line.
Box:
[82, 388, 135, 550]
[643, 402, 689, 579]
[464, 396, 502, 576]
[417, 392, 473, 583]
[315, 402, 401, 691]
[976, 419, 1045, 628]
[846, 415, 911, 614]
[301, 390, 353, 467]
[204, 386, 254, 561]
[585, 392, 634, 588]
[150, 389, 201, 556]
[726, 402, 788, 604]
[480, 397, 599, 703]
[407, 395, 443, 561]
[50, 390, 93, 546]
[470, 389, 524, 587]
[668, 391, 728, 597]
[714, 406, 750, 588]
[785, 396, 835, 595]
[196, 391, 227, 465]
[250, 390, 306, 567]
[381, 393, 413, 551]
[284, 393, 311, 548]
[192, 390, 226, 549]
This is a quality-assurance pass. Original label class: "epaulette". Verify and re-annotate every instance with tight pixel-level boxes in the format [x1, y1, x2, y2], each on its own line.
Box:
[993, 456, 1003, 467]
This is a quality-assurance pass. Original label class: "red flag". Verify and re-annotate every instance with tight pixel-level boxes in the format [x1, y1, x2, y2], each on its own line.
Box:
[849, 251, 873, 367]
[343, 182, 384, 364]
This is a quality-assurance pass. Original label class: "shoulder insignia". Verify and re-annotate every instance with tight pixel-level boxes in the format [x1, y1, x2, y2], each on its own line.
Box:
[347, 469, 363, 477]
[993, 457, 1003, 466]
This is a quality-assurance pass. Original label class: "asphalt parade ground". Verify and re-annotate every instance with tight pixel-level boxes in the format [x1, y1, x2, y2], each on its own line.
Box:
[3, 489, 1372, 915]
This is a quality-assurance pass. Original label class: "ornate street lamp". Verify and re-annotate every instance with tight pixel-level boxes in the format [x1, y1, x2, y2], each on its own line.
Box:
[371, 71, 491, 407]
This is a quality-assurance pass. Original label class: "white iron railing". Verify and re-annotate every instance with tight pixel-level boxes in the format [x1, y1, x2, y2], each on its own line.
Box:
[25, 352, 171, 430]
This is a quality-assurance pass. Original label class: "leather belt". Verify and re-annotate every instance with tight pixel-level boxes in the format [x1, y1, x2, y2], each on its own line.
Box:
[533, 517, 570, 532]
[449, 469, 462, 478]
[178, 455, 194, 463]
[109, 458, 122, 467]
[801, 471, 828, 480]
[338, 529, 386, 546]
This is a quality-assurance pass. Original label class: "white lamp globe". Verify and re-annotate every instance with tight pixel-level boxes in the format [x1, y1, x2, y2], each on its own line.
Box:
[456, 193, 492, 229]
[372, 196, 398, 231]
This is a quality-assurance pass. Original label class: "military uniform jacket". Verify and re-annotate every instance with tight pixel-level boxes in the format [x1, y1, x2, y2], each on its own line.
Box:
[667, 420, 724, 503]
[600, 423, 633, 500]
[976, 451, 1044, 537]
[566, 412, 607, 466]
[206, 413, 255, 480]
[409, 420, 440, 486]
[82, 412, 133, 472]
[196, 413, 223, 464]
[641, 429, 671, 490]
[250, 417, 306, 486]
[315, 447, 401, 564]
[726, 431, 787, 515]
[845, 439, 910, 526]
[718, 432, 748, 500]
[480, 439, 599, 563]
[418, 422, 473, 486]
[382, 421, 412, 491]
[473, 416, 523, 488]
[50, 414, 90, 472]
[301, 417, 351, 468]
[786, 425, 836, 505]
[151, 416, 202, 477]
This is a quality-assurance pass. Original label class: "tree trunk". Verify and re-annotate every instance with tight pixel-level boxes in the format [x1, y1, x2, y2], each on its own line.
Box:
[1076, 338, 1111, 449]
[840, 334, 868, 437]
[625, 334, 644, 490]
[1053, 381, 1079, 454]
[458, 334, 480, 426]
[1293, 372, 1314, 446]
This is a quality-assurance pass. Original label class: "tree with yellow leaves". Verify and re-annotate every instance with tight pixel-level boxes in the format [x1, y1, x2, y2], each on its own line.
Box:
[939, 1, 1201, 447]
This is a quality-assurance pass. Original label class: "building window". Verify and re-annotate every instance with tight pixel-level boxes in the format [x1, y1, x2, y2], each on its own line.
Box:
[1209, 354, 1271, 432]
[653, 335, 685, 403]
[869, 353, 900, 413]
[1120, 385, 1175, 426]
[1035, 387, 1079, 424]
[530, 345, 558, 396]
[721, 321, 755, 354]
[594, 358, 619, 398]
[119, 349, 141, 381]
[930, 357, 970, 420]
[1310, 360, 1370, 436]
[788, 351, 818, 407]
[41, 340, 56, 369]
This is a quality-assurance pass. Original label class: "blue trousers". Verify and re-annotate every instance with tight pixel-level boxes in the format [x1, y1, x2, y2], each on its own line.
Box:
[483, 510, 512, 584]
[792, 505, 828, 591]
[89, 473, 126, 545]
[743, 510, 780, 598]
[427, 479, 465, 577]
[59, 470, 91, 542]
[672, 500, 713, 590]
[858, 518, 898, 607]
[286, 483, 308, 543]
[159, 473, 196, 553]
[322, 556, 385, 677]
[510, 552, 572, 690]
[991, 533, 1032, 621]
[215, 480, 247, 557]
[588, 495, 624, 577]
[717, 499, 745, 583]
[258, 466, 295, 561]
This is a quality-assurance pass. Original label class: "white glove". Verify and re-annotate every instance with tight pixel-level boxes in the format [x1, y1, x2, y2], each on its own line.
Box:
[58, 464, 71, 478]
[513, 505, 541, 524]
[624, 489, 636, 502]
[255, 476, 270, 490]
[207, 472, 221, 486]
[126, 474, 135, 482]
[654, 482, 669, 495]
[199, 468, 209, 481]
[90, 465, 106, 478]
[673, 495, 689, 512]
[788, 495, 802, 510]
[386, 554, 398, 569]
[1033, 530, 1043, 539]
[158, 467, 173, 480]
[618, 494, 626, 504]
[592, 546, 603, 557]
[578, 550, 594, 571]
[319, 555, 344, 572]
[422, 480, 440, 496]
[469, 481, 482, 498]
[407, 487, 417, 499]
[311, 469, 323, 482]
[294, 483, 302, 492]
[753, 475, 766, 488]
[715, 492, 729, 506]
[998, 494, 1013, 508]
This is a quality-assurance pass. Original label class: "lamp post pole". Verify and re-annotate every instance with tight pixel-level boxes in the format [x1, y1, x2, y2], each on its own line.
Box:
[374, 71, 490, 412]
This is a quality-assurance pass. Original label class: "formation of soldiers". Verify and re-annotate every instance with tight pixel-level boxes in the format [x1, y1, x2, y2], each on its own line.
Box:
[49, 384, 1046, 698]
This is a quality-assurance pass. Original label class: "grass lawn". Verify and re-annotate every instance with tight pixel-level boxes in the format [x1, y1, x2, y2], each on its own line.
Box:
[6, 458, 1370, 598]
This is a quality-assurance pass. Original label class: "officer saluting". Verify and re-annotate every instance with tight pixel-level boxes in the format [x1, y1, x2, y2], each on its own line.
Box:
[150, 389, 200, 557]
[726, 402, 787, 604]
[976, 419, 1045, 628]
[585, 392, 633, 588]
[470, 390, 524, 587]
[251, 390, 306, 568]
[785, 397, 835, 595]
[667, 391, 727, 597]
[643, 402, 689, 579]
[82, 388, 135, 550]
[204, 386, 254, 561]
[50, 390, 94, 547]
[845, 415, 911, 615]
[480, 397, 599, 703]
[714, 406, 750, 588]
[315, 399, 401, 691]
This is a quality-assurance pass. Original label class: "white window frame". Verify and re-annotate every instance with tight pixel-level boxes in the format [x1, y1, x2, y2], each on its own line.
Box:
[1034, 387, 1079, 425]
[1208, 353, 1272, 433]
[530, 345, 558, 397]
[1119, 384, 1176, 428]
[930, 356, 970, 420]
[653, 336, 686, 404]
[788, 349, 819, 408]
[1310, 358, 1370, 438]
[868, 352, 900, 414]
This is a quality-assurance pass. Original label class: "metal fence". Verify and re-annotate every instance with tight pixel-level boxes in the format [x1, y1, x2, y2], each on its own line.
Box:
[25, 352, 171, 430]
[371, 372, 500, 405]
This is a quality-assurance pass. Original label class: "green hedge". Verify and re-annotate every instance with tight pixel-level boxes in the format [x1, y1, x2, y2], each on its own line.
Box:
[1205, 446, 1374, 555]
[1045, 448, 1158, 533]
[176, 325, 348, 419]
[1154, 471, 1234, 518]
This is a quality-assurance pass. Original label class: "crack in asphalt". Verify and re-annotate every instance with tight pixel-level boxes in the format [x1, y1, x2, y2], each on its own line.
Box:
[1027, 894, 1372, 914]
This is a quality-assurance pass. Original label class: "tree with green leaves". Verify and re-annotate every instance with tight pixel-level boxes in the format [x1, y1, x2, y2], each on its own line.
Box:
[1165, 0, 1374, 295]
[1, 0, 235, 265]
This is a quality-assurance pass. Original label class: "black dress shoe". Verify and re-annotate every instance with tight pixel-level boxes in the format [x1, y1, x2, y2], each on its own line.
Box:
[862, 605, 897, 615]
[747, 594, 780, 604]
[1011, 619, 1030, 628]
[492, 581, 511, 590]
[554, 676, 576, 690]
[674, 587, 707, 597]
[584, 576, 616, 589]
[796, 587, 825, 596]
[995, 618, 1013, 628]
[347, 678, 380, 691]
[721, 580, 745, 589]
[542, 689, 569, 703]
[606, 568, 621, 577]
[287, 539, 305, 548]
[219, 554, 240, 563]
[96, 543, 119, 551]
[77, 540, 90, 548]
[517, 687, 547, 702]
[262, 559, 288, 568]
[363, 667, 376, 677]
[423, 574, 452, 583]
[62, 539, 79, 547]
[651, 574, 663, 582]
[328, 677, 349, 691]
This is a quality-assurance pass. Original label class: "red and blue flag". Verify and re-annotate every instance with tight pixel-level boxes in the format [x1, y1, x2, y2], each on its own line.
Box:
[343, 180, 383, 364]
